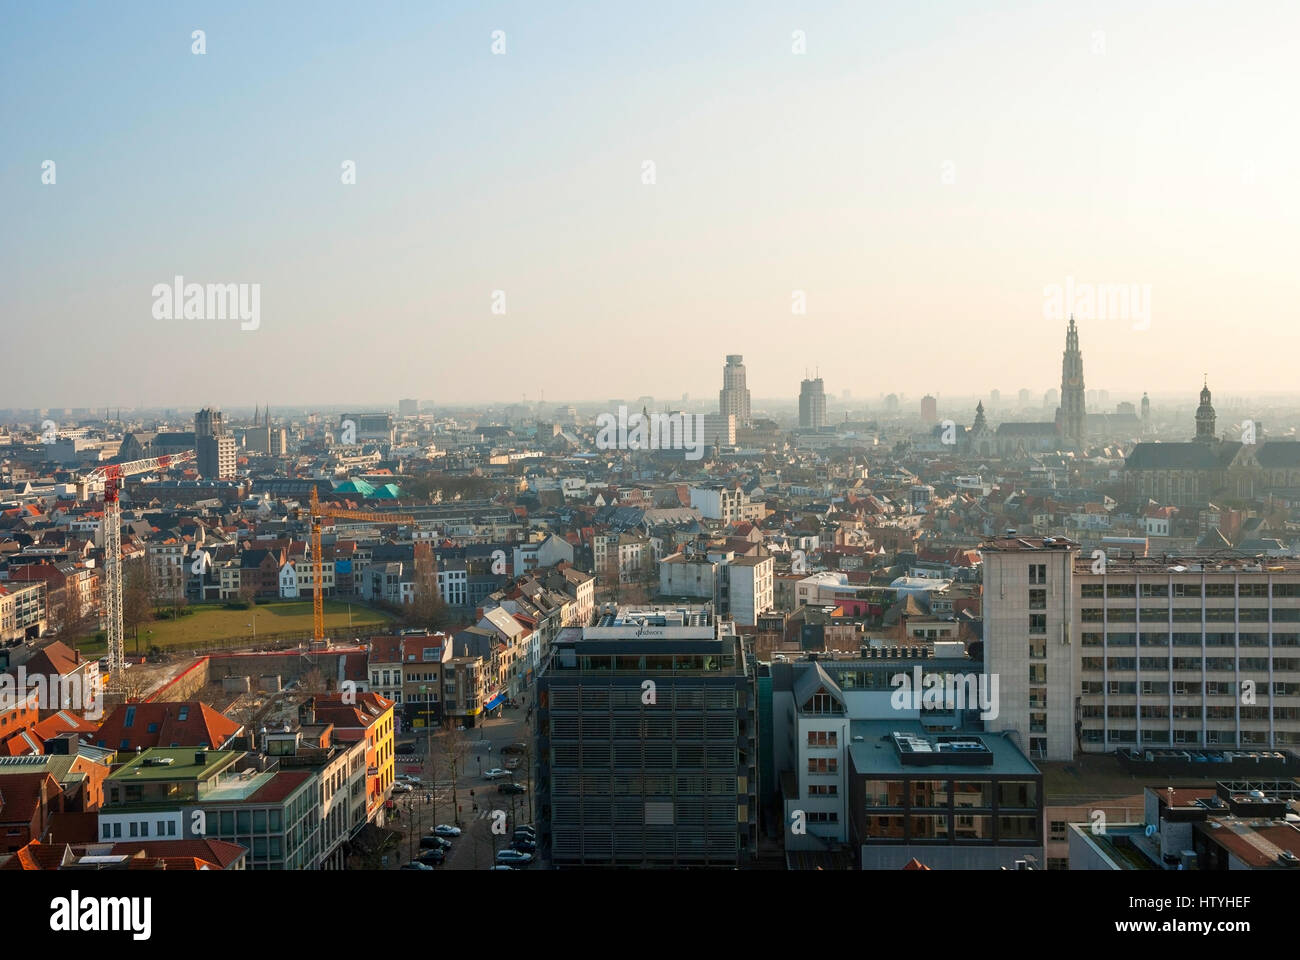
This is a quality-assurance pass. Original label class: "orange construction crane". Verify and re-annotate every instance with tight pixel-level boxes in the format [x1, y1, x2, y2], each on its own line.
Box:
[307, 486, 415, 639]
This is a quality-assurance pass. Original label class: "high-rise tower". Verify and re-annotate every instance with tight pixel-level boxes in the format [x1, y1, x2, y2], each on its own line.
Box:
[798, 374, 826, 429]
[719, 355, 751, 426]
[1059, 316, 1086, 447]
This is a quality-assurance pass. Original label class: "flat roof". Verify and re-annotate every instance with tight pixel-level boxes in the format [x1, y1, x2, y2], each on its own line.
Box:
[108, 748, 236, 782]
[847, 720, 1039, 778]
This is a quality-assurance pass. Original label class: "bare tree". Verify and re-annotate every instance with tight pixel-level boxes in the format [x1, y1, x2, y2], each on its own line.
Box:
[437, 725, 473, 826]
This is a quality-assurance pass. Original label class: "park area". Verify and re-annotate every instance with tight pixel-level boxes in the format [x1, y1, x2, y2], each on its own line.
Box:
[77, 600, 395, 657]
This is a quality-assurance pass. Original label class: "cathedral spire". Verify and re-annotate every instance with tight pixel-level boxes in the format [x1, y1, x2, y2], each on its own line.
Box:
[1060, 316, 1086, 448]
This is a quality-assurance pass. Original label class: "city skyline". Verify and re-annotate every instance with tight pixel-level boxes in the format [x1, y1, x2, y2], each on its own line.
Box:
[5, 1, 1300, 407]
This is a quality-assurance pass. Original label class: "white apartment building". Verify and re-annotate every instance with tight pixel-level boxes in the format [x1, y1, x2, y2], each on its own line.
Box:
[689, 484, 762, 524]
[981, 536, 1300, 761]
[727, 555, 773, 627]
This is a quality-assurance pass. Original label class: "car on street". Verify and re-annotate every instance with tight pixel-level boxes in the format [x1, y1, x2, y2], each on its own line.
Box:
[483, 768, 510, 780]
[432, 824, 462, 837]
[503, 756, 521, 770]
[513, 827, 536, 841]
[500, 743, 527, 755]
[489, 865, 516, 870]
[391, 782, 414, 793]
[419, 836, 449, 851]
[416, 849, 445, 865]
[498, 782, 526, 794]
[495, 849, 532, 866]
[396, 774, 422, 784]
[402, 861, 435, 871]
[512, 838, 537, 853]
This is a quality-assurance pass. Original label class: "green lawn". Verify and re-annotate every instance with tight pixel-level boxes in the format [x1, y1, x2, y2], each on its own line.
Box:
[78, 600, 394, 656]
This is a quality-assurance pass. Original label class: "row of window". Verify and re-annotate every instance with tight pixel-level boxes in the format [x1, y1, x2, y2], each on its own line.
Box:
[1081, 680, 1300, 696]
[1082, 633, 1300, 646]
[1083, 607, 1300, 622]
[1083, 583, 1299, 599]
[1081, 657, 1300, 671]
[101, 819, 179, 840]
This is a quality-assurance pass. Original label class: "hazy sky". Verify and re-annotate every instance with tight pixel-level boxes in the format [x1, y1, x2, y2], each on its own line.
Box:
[4, 0, 1298, 410]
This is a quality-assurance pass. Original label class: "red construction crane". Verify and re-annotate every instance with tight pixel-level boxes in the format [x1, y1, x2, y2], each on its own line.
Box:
[80, 451, 196, 690]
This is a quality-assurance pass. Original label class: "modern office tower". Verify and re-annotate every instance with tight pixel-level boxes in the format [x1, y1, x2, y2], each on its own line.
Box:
[798, 376, 827, 429]
[1018, 388, 1031, 406]
[920, 395, 938, 424]
[338, 412, 395, 443]
[699, 413, 736, 448]
[536, 605, 757, 867]
[399, 398, 419, 417]
[718, 355, 751, 426]
[195, 407, 236, 479]
[990, 389, 1001, 408]
[1059, 316, 1086, 447]
[981, 535, 1300, 762]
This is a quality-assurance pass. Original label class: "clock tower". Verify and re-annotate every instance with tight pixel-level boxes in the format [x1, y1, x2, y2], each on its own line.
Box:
[1060, 315, 1086, 448]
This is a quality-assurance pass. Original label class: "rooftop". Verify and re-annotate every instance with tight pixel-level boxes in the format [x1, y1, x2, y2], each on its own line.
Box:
[847, 720, 1039, 777]
[107, 748, 236, 783]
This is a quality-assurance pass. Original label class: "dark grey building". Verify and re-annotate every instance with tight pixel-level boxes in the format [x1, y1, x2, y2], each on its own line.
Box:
[536, 606, 757, 867]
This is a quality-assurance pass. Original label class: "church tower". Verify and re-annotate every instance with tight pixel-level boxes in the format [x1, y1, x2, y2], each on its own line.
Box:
[1060, 316, 1086, 447]
[1195, 379, 1216, 441]
[1141, 392, 1150, 434]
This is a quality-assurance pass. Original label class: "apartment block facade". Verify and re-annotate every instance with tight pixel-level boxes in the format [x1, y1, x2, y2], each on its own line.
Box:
[982, 536, 1300, 761]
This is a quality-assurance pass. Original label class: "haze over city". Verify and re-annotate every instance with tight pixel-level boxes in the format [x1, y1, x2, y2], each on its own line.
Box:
[5, 0, 1299, 408]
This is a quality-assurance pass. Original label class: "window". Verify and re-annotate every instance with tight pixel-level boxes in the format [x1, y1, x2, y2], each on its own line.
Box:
[1029, 589, 1046, 609]
[1029, 615, 1047, 635]
[1049, 820, 1067, 841]
[1029, 564, 1047, 585]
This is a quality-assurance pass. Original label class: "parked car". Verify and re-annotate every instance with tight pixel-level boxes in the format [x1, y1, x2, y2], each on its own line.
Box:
[417, 848, 445, 865]
[500, 742, 527, 756]
[495, 849, 532, 866]
[503, 756, 521, 770]
[483, 768, 510, 780]
[433, 824, 462, 837]
[391, 782, 414, 793]
[402, 861, 435, 871]
[498, 782, 526, 794]
[512, 838, 537, 853]
[419, 836, 447, 851]
[396, 774, 422, 784]
[513, 825, 536, 839]
[396, 742, 416, 755]
[489, 865, 516, 871]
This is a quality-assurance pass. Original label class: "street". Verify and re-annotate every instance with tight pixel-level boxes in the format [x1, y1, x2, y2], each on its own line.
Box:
[385, 704, 540, 871]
